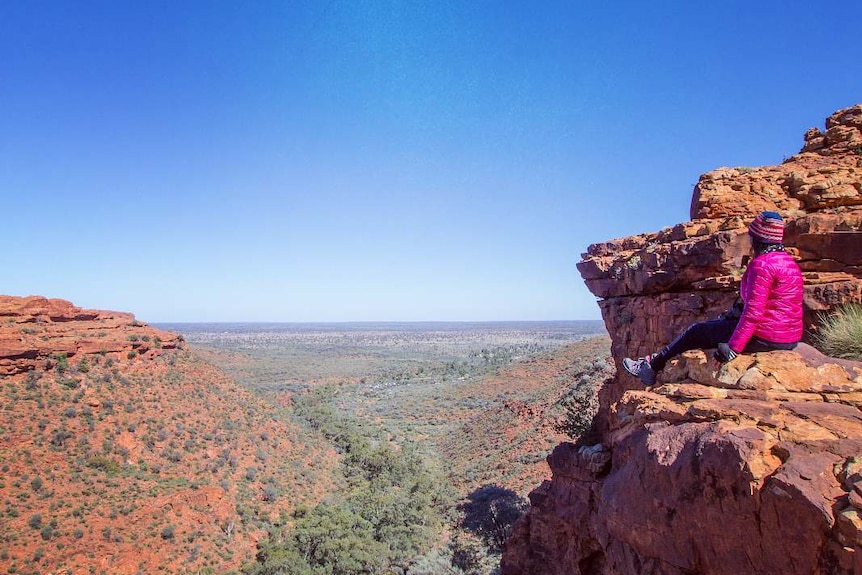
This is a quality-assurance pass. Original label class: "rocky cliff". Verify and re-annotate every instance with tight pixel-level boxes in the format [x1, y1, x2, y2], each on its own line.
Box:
[502, 104, 862, 574]
[0, 296, 182, 376]
[0, 296, 334, 574]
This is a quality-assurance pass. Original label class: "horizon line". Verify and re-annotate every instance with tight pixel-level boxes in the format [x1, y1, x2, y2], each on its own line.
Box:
[152, 318, 605, 325]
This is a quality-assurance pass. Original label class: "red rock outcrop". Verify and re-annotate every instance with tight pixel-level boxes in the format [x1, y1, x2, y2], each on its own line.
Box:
[503, 348, 862, 575]
[578, 104, 862, 419]
[503, 105, 862, 575]
[0, 295, 181, 375]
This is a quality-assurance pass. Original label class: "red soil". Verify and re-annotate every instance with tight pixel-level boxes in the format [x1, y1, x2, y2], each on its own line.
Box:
[0, 296, 335, 574]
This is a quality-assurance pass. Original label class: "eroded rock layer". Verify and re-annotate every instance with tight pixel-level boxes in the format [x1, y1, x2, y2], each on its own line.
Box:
[503, 348, 862, 575]
[579, 104, 862, 416]
[0, 295, 181, 375]
[503, 105, 862, 575]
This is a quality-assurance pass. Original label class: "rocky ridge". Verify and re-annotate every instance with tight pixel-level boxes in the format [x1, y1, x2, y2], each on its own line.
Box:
[0, 296, 334, 575]
[502, 104, 862, 574]
[0, 295, 182, 375]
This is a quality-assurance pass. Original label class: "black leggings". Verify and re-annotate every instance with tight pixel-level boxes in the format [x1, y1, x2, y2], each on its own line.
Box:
[650, 318, 797, 372]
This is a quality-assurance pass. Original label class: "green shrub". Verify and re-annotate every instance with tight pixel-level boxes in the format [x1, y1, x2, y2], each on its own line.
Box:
[262, 485, 279, 502]
[25, 372, 40, 390]
[51, 429, 73, 447]
[814, 304, 862, 360]
[87, 456, 121, 475]
[459, 485, 527, 553]
[53, 353, 69, 374]
[556, 358, 614, 439]
[58, 377, 80, 390]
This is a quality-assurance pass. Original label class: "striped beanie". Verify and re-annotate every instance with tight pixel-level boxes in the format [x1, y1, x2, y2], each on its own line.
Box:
[748, 211, 784, 244]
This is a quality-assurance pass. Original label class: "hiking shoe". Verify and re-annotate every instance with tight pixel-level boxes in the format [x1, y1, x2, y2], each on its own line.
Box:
[623, 354, 656, 386]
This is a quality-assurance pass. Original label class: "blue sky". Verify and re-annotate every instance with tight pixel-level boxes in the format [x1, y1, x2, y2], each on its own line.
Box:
[2, 1, 861, 322]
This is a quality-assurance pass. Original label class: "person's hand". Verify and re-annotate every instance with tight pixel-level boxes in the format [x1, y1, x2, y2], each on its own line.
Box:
[714, 343, 737, 363]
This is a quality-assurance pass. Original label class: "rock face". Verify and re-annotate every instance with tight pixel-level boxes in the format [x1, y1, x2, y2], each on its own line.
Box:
[577, 104, 862, 422]
[503, 348, 862, 575]
[0, 295, 181, 375]
[502, 105, 862, 575]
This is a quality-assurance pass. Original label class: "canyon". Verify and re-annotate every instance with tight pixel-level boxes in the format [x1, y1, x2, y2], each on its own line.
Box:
[0, 297, 608, 574]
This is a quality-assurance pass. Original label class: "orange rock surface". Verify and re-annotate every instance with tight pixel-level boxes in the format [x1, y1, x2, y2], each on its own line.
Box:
[504, 348, 862, 575]
[0, 295, 179, 376]
[578, 104, 862, 419]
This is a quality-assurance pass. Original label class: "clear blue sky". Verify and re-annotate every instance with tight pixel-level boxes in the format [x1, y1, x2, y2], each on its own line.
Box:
[2, 1, 861, 322]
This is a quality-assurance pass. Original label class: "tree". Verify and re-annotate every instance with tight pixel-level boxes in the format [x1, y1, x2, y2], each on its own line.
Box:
[247, 503, 390, 575]
[459, 485, 527, 553]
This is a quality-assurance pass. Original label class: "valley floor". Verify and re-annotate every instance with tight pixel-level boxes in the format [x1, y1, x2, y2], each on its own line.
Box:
[173, 321, 612, 574]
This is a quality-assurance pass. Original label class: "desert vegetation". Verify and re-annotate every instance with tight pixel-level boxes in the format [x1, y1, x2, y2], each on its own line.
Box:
[246, 386, 453, 574]
[0, 319, 610, 574]
[167, 321, 610, 574]
[0, 340, 336, 574]
[813, 303, 862, 360]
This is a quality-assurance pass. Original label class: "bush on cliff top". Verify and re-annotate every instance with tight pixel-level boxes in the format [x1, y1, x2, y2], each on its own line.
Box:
[814, 303, 862, 361]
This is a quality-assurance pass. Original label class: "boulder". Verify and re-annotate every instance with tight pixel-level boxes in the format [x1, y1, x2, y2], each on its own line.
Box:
[502, 349, 862, 575]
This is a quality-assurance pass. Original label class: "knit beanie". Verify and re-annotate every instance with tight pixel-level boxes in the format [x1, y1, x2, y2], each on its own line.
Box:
[748, 211, 784, 244]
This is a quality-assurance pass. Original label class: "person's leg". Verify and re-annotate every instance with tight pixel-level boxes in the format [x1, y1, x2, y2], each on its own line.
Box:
[650, 319, 738, 372]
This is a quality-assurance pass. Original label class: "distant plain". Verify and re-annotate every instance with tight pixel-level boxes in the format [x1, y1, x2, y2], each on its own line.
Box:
[157, 320, 611, 573]
[157, 320, 606, 388]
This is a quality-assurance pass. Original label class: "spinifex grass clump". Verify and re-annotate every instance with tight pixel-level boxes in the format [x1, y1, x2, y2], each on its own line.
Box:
[814, 304, 862, 360]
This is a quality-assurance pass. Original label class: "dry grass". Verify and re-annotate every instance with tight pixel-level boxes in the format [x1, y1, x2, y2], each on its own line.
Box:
[814, 304, 862, 360]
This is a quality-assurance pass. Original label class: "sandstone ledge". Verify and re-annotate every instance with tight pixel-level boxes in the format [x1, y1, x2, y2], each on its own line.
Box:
[503, 348, 862, 575]
[0, 295, 182, 375]
[576, 105, 862, 428]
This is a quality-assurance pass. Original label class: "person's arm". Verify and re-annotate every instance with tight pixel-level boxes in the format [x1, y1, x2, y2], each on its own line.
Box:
[728, 258, 772, 353]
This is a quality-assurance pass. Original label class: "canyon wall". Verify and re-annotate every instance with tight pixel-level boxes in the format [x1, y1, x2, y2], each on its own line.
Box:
[502, 104, 862, 574]
[0, 296, 334, 574]
[0, 295, 182, 376]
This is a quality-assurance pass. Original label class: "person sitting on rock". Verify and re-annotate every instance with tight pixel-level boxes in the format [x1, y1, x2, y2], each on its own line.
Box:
[623, 211, 804, 386]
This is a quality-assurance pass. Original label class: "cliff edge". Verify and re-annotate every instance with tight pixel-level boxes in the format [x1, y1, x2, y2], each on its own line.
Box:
[502, 104, 862, 574]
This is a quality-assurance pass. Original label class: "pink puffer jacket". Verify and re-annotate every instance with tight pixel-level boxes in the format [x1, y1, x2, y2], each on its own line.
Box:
[728, 250, 804, 353]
